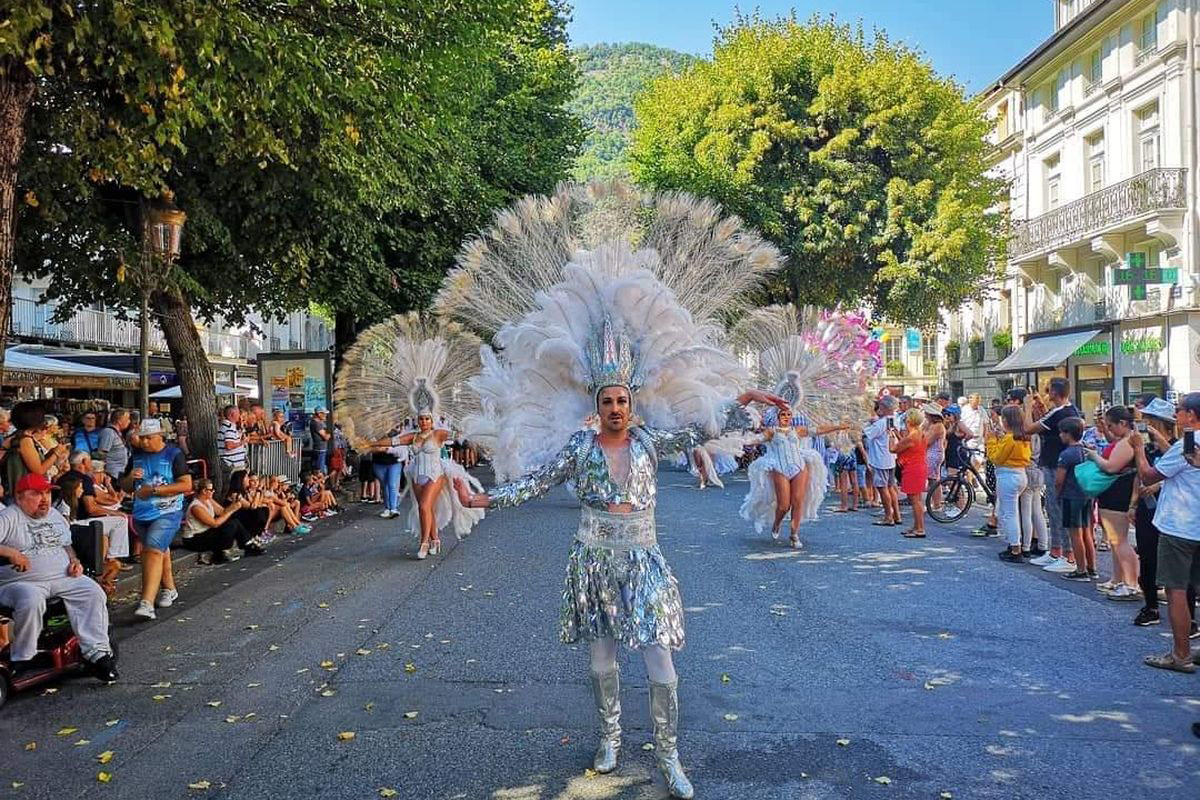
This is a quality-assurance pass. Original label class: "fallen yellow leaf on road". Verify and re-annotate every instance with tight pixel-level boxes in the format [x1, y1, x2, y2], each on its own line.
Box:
[24, 741, 36, 751]
[320, 660, 335, 669]
[11, 782, 24, 789]
[188, 780, 212, 790]
[97, 751, 114, 764]
[723, 713, 739, 721]
[268, 644, 280, 651]
[940, 793, 953, 799]
[318, 603, 330, 609]
[356, 649, 371, 656]
[247, 683, 262, 688]
[379, 790, 398, 798]
[151, 681, 171, 688]
[720, 673, 731, 684]
[74, 739, 91, 746]
[56, 727, 79, 736]
[404, 663, 417, 673]
[152, 694, 171, 701]
[105, 720, 119, 727]
[874, 776, 892, 785]
[836, 738, 850, 746]
[337, 731, 356, 742]
[403, 711, 418, 719]
[364, 702, 375, 712]
[206, 701, 222, 708]
[225, 715, 241, 723]
[97, 772, 112, 783]
[320, 689, 336, 697]
[584, 768, 598, 779]
[642, 742, 655, 751]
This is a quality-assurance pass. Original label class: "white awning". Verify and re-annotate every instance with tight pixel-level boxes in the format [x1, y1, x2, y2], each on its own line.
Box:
[2, 348, 140, 388]
[150, 384, 241, 399]
[988, 329, 1102, 375]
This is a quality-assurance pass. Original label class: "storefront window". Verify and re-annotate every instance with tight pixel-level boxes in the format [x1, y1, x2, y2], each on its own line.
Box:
[1076, 364, 1113, 415]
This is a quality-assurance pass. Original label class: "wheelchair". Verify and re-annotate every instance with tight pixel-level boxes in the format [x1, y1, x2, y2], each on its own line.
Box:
[0, 520, 117, 708]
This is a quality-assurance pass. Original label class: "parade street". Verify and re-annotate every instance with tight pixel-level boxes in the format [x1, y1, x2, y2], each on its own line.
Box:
[2, 467, 1197, 800]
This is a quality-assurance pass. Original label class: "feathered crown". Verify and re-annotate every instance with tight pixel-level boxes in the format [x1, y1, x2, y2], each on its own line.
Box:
[333, 314, 482, 448]
[586, 316, 644, 396]
[732, 305, 879, 429]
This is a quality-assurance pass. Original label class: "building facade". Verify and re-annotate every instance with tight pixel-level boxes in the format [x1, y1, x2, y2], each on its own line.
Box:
[946, 0, 1200, 410]
[9, 275, 332, 403]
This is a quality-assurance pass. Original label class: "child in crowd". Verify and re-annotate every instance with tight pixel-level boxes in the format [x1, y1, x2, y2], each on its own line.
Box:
[300, 471, 340, 518]
[1055, 417, 1096, 581]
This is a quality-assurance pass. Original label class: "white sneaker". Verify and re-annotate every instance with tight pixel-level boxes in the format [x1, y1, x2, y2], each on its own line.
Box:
[1043, 558, 1077, 574]
[1106, 583, 1141, 601]
[1029, 553, 1055, 566]
[156, 588, 179, 608]
[379, 510, 394, 519]
[134, 600, 157, 620]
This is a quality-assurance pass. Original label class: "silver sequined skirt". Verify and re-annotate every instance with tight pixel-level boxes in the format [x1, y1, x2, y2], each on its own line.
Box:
[559, 507, 685, 651]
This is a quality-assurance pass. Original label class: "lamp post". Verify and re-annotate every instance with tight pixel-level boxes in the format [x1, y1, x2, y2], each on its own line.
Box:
[137, 191, 186, 417]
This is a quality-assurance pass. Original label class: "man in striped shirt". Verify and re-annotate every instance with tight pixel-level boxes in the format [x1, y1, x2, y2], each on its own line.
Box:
[219, 406, 247, 471]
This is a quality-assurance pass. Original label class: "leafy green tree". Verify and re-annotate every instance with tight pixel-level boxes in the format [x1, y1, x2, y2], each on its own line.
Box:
[630, 15, 1006, 326]
[6, 0, 514, 487]
[568, 42, 694, 180]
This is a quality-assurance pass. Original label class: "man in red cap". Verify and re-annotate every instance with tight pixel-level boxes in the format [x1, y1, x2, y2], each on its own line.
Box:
[0, 473, 117, 683]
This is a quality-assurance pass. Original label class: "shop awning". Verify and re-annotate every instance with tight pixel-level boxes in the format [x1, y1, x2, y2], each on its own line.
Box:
[2, 348, 141, 389]
[150, 383, 241, 399]
[988, 329, 1102, 375]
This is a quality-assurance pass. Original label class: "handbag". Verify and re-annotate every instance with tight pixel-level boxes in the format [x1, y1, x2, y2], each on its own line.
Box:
[1074, 460, 1119, 497]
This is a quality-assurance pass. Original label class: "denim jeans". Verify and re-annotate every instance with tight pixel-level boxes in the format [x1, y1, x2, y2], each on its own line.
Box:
[373, 461, 404, 512]
[314, 449, 328, 474]
[995, 467, 1028, 547]
[1041, 465, 1071, 554]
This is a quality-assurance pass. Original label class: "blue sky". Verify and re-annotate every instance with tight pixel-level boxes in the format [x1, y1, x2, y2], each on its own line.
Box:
[568, 0, 1053, 91]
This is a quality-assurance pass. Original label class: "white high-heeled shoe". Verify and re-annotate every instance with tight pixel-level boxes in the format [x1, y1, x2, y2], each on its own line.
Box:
[430, 540, 441, 556]
[416, 541, 430, 560]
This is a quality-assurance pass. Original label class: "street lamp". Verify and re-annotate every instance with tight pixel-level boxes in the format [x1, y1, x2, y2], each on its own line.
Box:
[137, 191, 186, 416]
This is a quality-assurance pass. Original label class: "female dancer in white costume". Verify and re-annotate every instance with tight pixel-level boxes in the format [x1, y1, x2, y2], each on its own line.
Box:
[334, 313, 486, 559]
[438, 181, 786, 799]
[734, 306, 882, 547]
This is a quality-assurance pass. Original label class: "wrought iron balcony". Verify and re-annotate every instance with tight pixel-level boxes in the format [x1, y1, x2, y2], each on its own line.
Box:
[1010, 168, 1186, 260]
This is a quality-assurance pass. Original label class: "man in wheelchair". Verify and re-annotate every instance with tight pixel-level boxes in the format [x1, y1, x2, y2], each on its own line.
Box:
[0, 473, 118, 683]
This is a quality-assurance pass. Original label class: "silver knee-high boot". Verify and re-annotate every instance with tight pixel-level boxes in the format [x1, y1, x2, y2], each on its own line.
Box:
[649, 679, 694, 799]
[590, 668, 621, 773]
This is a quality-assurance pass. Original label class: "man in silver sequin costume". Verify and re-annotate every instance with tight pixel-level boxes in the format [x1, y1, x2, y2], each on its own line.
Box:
[458, 382, 783, 799]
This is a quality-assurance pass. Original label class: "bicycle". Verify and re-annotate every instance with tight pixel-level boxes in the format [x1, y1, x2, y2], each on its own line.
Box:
[927, 444, 995, 524]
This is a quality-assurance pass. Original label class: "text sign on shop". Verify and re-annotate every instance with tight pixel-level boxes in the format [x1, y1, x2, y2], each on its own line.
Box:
[1074, 340, 1110, 357]
[1115, 252, 1180, 301]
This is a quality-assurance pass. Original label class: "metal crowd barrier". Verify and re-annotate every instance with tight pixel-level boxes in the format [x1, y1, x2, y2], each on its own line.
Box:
[247, 437, 302, 482]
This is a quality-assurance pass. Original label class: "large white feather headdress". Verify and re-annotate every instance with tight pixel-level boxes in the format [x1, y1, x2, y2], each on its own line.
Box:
[440, 182, 785, 481]
[333, 313, 483, 447]
[731, 305, 881, 428]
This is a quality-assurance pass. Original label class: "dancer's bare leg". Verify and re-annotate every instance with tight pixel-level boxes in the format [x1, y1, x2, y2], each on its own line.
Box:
[770, 471, 791, 538]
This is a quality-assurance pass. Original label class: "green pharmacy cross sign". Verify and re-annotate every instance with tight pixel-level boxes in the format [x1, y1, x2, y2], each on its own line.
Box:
[1114, 252, 1179, 301]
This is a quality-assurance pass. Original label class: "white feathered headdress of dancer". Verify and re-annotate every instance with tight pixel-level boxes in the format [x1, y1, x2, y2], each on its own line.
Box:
[437, 181, 785, 482]
[731, 305, 882, 429]
[333, 313, 484, 447]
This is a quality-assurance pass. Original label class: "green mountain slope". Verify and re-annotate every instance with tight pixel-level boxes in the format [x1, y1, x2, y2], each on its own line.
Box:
[568, 42, 696, 180]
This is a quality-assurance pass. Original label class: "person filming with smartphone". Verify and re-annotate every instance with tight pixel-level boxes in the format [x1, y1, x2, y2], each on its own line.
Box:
[1130, 392, 1200, 673]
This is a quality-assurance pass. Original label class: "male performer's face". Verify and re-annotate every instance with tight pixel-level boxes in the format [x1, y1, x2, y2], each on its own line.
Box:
[597, 386, 632, 434]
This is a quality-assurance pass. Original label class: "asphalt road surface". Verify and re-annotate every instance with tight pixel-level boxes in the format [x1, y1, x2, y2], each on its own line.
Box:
[2, 466, 1198, 799]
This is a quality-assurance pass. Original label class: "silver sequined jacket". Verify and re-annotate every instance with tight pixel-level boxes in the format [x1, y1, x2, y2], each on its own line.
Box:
[489, 402, 752, 510]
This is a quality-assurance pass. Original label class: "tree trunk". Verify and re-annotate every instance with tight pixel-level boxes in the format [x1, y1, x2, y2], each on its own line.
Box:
[152, 287, 223, 493]
[334, 310, 358, 369]
[0, 66, 37, 374]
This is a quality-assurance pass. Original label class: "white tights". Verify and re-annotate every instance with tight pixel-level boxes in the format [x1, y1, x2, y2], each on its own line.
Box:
[590, 637, 677, 683]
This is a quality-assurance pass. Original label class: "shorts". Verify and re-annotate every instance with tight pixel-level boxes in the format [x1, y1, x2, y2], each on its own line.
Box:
[834, 454, 856, 473]
[1157, 533, 1200, 590]
[871, 466, 897, 488]
[1061, 498, 1092, 530]
[134, 516, 181, 551]
[855, 464, 867, 487]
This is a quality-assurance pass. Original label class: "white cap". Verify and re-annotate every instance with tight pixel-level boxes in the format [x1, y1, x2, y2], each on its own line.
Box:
[138, 418, 163, 436]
